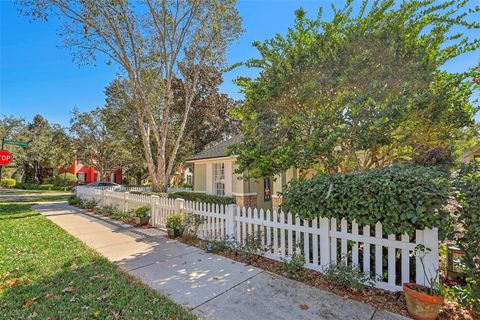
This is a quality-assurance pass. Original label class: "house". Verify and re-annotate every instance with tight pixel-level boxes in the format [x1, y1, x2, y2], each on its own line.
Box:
[185, 136, 303, 210]
[462, 145, 480, 163]
[58, 159, 123, 184]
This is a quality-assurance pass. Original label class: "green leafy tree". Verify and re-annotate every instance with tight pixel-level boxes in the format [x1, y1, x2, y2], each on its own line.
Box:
[3, 115, 73, 183]
[70, 108, 130, 181]
[231, 1, 479, 178]
[18, 0, 243, 191]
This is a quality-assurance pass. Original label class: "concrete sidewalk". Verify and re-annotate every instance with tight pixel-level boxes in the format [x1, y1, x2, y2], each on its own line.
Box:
[33, 202, 409, 320]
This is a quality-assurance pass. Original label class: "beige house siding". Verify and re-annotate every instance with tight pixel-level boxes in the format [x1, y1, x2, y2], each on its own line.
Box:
[193, 163, 206, 192]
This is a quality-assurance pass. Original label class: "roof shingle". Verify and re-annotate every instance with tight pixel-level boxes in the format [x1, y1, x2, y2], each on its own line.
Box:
[185, 135, 241, 161]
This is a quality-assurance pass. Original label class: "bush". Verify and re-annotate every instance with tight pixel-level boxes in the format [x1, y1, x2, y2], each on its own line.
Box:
[0, 178, 16, 188]
[16, 183, 72, 191]
[205, 236, 235, 253]
[68, 196, 81, 206]
[282, 253, 307, 280]
[51, 173, 78, 186]
[323, 262, 376, 292]
[134, 206, 149, 218]
[281, 165, 451, 236]
[166, 215, 183, 229]
[168, 192, 234, 205]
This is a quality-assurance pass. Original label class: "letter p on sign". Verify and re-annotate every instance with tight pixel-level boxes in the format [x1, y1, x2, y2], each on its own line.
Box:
[0, 150, 13, 166]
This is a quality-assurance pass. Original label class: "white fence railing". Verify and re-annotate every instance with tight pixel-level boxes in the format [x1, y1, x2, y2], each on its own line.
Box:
[75, 186, 439, 292]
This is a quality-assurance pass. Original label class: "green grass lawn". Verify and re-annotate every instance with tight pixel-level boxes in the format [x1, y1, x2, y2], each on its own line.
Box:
[0, 195, 71, 203]
[0, 204, 198, 320]
[1, 188, 71, 194]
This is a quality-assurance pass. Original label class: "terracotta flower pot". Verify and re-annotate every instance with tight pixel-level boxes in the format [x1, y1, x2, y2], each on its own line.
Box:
[403, 283, 444, 320]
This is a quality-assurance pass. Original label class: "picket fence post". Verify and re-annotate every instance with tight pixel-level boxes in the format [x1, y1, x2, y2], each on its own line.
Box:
[226, 204, 238, 238]
[101, 189, 106, 207]
[123, 192, 129, 213]
[150, 195, 159, 226]
[174, 198, 185, 215]
[421, 228, 439, 286]
[319, 217, 330, 268]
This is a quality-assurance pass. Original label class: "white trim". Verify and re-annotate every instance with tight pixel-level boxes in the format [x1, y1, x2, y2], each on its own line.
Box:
[232, 192, 257, 196]
[192, 190, 206, 193]
[186, 156, 237, 164]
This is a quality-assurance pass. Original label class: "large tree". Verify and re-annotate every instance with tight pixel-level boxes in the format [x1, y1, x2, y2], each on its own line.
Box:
[1, 115, 73, 182]
[102, 67, 238, 184]
[19, 0, 242, 191]
[70, 108, 129, 181]
[230, 0, 480, 178]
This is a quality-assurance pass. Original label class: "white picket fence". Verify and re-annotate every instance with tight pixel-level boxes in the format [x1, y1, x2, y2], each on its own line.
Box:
[75, 186, 439, 292]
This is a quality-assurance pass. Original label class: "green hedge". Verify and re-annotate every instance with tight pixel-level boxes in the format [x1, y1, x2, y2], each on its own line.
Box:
[168, 192, 234, 205]
[0, 178, 16, 188]
[281, 166, 451, 236]
[450, 161, 480, 311]
[16, 183, 72, 191]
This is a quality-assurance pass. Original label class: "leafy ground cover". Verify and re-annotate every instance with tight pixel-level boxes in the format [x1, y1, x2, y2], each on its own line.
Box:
[0, 204, 197, 320]
[0, 195, 71, 203]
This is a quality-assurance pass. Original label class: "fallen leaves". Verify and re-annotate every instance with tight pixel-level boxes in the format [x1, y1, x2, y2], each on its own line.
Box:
[61, 286, 75, 293]
[23, 299, 37, 308]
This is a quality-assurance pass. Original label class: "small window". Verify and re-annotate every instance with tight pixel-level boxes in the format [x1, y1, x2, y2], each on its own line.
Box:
[77, 172, 86, 183]
[213, 163, 225, 196]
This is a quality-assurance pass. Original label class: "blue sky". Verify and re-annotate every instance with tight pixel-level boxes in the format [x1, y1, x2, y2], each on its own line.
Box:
[1, 0, 479, 126]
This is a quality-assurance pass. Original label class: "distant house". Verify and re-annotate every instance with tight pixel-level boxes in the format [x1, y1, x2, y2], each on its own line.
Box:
[185, 136, 305, 210]
[462, 145, 480, 163]
[58, 159, 122, 184]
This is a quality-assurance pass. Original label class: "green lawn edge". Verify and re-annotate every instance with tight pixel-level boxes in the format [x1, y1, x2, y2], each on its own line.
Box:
[0, 204, 198, 320]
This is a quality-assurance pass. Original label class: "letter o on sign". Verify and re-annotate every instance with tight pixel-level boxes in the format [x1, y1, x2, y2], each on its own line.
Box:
[0, 150, 13, 166]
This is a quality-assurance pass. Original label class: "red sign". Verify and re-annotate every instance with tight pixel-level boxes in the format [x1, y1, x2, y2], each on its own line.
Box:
[0, 150, 13, 166]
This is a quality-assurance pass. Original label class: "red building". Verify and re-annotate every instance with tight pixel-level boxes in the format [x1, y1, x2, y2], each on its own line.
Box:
[58, 160, 122, 185]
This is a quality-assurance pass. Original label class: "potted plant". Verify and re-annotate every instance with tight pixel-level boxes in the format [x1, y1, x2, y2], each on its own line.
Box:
[133, 206, 150, 226]
[403, 245, 444, 320]
[166, 215, 183, 238]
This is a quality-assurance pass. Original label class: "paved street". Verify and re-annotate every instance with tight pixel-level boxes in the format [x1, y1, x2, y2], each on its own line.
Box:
[33, 202, 409, 320]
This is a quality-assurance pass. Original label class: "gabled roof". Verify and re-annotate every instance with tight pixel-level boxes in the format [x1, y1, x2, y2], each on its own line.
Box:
[185, 135, 241, 162]
[463, 144, 480, 159]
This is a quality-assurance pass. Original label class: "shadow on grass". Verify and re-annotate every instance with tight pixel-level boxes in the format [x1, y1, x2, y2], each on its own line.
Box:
[0, 204, 40, 220]
[0, 257, 197, 320]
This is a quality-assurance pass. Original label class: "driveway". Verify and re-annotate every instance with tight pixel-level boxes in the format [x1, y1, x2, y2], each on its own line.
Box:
[33, 202, 409, 320]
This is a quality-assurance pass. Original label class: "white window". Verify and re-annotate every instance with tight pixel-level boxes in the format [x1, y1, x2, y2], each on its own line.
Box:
[77, 173, 86, 183]
[213, 163, 225, 196]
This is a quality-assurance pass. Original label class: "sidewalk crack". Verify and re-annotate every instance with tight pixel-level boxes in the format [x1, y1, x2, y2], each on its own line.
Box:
[191, 270, 265, 311]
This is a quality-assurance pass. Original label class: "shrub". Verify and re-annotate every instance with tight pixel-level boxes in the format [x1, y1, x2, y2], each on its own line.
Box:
[205, 236, 235, 253]
[0, 178, 16, 188]
[181, 214, 205, 240]
[281, 165, 451, 236]
[282, 253, 307, 280]
[16, 183, 72, 191]
[134, 206, 149, 218]
[451, 161, 480, 311]
[68, 196, 81, 206]
[168, 192, 234, 205]
[323, 262, 376, 292]
[79, 199, 97, 210]
[166, 215, 183, 229]
[51, 173, 78, 186]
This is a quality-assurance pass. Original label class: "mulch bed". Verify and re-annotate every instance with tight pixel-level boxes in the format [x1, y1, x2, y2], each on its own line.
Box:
[177, 236, 475, 320]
